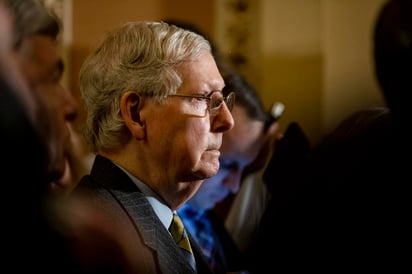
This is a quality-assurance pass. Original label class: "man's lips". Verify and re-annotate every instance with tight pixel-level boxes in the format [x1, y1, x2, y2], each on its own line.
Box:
[207, 143, 221, 151]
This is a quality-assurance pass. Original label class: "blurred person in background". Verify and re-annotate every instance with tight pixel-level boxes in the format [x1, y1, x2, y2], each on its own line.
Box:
[178, 66, 280, 273]
[165, 20, 282, 273]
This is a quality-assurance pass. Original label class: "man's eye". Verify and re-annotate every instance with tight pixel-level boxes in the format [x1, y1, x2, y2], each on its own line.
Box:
[211, 98, 223, 109]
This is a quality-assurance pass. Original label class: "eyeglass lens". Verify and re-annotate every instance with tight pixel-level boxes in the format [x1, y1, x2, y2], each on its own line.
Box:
[210, 92, 234, 112]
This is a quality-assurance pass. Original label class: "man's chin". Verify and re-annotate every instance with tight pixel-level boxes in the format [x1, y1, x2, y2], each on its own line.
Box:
[202, 160, 221, 178]
[203, 168, 219, 180]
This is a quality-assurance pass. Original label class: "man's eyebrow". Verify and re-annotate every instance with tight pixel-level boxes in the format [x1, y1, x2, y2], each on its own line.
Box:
[205, 89, 223, 96]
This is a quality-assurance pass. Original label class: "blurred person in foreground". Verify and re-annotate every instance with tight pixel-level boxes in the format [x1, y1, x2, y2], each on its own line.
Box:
[250, 0, 411, 272]
[0, 0, 49, 191]
[178, 66, 280, 273]
[3, 0, 79, 225]
[2, 1, 133, 272]
[71, 21, 235, 273]
[1, 0, 74, 271]
[5, 0, 85, 196]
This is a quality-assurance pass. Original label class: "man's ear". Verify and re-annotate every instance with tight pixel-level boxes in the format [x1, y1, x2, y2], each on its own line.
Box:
[120, 91, 145, 140]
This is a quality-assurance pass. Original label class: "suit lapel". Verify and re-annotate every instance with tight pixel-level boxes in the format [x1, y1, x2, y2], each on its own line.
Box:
[91, 155, 198, 273]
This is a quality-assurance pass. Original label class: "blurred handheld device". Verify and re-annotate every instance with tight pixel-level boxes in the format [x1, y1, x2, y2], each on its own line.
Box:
[264, 102, 285, 131]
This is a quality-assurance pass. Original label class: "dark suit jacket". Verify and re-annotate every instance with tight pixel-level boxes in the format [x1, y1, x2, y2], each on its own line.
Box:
[73, 155, 213, 274]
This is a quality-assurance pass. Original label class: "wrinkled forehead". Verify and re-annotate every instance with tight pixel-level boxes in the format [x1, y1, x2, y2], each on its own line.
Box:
[176, 51, 224, 93]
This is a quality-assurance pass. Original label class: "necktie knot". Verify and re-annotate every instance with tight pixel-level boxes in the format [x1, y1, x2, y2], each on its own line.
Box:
[169, 213, 196, 270]
[169, 213, 193, 253]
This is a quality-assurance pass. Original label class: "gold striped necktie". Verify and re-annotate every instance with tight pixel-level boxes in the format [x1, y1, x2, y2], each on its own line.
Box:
[169, 213, 196, 270]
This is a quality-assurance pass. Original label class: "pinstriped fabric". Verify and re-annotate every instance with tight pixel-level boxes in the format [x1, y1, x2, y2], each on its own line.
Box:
[81, 155, 199, 274]
[115, 191, 196, 274]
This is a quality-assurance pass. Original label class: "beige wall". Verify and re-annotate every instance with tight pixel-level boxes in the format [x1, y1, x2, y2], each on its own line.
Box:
[258, 0, 386, 144]
[65, 0, 388, 145]
[259, 0, 323, 144]
[323, 0, 386, 136]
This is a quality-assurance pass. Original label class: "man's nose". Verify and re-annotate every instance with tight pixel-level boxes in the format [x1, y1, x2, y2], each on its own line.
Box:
[211, 103, 235, 133]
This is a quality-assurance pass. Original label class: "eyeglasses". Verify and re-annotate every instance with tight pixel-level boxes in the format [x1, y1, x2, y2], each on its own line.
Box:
[168, 91, 235, 115]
